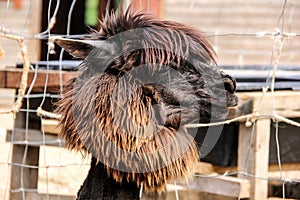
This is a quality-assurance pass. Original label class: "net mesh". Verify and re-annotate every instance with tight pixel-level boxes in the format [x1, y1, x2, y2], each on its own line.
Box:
[0, 0, 300, 199]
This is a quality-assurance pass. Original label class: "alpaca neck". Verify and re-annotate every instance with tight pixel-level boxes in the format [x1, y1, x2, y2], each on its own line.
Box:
[77, 157, 141, 200]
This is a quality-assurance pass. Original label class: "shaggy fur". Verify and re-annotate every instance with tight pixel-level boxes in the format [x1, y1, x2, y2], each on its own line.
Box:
[77, 157, 141, 199]
[55, 8, 238, 199]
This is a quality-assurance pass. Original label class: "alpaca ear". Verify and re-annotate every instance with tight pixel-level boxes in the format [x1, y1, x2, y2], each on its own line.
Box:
[54, 38, 115, 59]
[54, 38, 95, 59]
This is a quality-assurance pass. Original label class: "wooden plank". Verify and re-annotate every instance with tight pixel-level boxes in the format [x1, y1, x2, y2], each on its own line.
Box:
[26, 192, 75, 200]
[6, 128, 64, 147]
[269, 163, 300, 171]
[10, 145, 40, 200]
[238, 123, 253, 173]
[193, 162, 215, 175]
[0, 89, 15, 129]
[237, 91, 300, 118]
[144, 188, 239, 200]
[268, 170, 300, 180]
[184, 175, 250, 198]
[0, 69, 5, 88]
[0, 88, 15, 106]
[41, 119, 60, 135]
[27, 0, 42, 63]
[0, 68, 76, 93]
[9, 110, 40, 200]
[213, 166, 237, 174]
[213, 163, 300, 175]
[238, 119, 271, 200]
[164, 189, 238, 200]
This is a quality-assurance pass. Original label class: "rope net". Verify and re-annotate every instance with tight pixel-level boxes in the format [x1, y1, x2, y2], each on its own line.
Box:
[0, 0, 300, 199]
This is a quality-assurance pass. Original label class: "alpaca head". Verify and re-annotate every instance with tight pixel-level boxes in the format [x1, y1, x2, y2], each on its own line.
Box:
[55, 8, 238, 193]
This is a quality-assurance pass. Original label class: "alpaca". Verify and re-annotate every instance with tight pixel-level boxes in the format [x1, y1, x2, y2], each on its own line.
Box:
[55, 8, 238, 199]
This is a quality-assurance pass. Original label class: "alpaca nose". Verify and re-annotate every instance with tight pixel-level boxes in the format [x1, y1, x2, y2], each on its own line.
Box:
[221, 72, 236, 94]
[219, 71, 238, 107]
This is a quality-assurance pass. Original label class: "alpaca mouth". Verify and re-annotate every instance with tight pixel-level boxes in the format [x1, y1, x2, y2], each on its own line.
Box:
[227, 93, 239, 107]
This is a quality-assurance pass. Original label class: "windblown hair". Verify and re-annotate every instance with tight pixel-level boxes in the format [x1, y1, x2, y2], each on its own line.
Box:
[55, 8, 237, 194]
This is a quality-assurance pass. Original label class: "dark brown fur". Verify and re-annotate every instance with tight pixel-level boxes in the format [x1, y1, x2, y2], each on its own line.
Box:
[55, 8, 238, 197]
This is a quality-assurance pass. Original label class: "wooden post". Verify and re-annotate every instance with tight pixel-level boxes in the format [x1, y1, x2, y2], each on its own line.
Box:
[10, 145, 40, 199]
[9, 111, 40, 200]
[238, 119, 271, 200]
[28, 0, 42, 62]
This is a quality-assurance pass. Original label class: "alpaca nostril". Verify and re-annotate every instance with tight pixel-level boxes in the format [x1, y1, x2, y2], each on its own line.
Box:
[218, 71, 237, 94]
[215, 76, 236, 94]
[223, 77, 236, 94]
